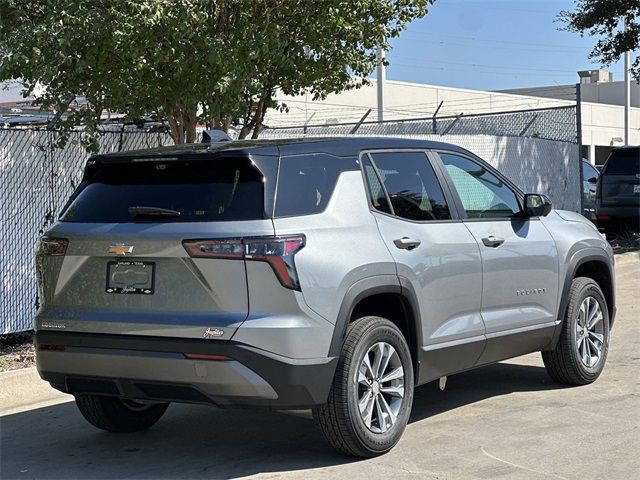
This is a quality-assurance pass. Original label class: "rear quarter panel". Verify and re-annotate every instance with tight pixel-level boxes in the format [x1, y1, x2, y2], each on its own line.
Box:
[273, 169, 397, 325]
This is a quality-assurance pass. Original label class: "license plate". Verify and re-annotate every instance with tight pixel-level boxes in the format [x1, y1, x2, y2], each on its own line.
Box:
[634, 185, 640, 194]
[106, 261, 155, 294]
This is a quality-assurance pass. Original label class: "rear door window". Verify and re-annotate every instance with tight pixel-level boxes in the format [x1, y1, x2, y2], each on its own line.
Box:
[274, 154, 358, 217]
[368, 151, 451, 221]
[60, 157, 265, 222]
[602, 148, 640, 175]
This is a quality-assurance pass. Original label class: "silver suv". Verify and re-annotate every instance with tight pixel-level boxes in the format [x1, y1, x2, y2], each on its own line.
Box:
[35, 137, 615, 457]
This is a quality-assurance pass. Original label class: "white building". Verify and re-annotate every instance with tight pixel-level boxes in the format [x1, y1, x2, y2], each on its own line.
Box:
[501, 70, 640, 164]
[267, 70, 640, 167]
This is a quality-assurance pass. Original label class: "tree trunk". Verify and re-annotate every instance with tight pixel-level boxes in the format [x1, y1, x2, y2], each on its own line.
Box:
[167, 113, 183, 144]
[223, 115, 232, 132]
[167, 103, 197, 144]
[183, 108, 197, 143]
[238, 97, 264, 139]
[251, 96, 270, 139]
[251, 89, 273, 139]
[238, 89, 272, 140]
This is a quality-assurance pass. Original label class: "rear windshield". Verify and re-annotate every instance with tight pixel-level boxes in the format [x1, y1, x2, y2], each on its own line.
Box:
[602, 148, 640, 175]
[60, 158, 264, 223]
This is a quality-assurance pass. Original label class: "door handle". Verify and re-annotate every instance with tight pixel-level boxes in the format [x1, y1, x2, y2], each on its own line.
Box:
[482, 235, 505, 248]
[394, 237, 421, 250]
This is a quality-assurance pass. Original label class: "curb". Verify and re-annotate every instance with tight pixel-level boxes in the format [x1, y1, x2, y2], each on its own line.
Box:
[615, 251, 639, 265]
[0, 366, 71, 415]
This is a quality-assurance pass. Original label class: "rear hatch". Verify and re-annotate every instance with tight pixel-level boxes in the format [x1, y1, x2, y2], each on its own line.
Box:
[36, 152, 275, 340]
[598, 147, 640, 207]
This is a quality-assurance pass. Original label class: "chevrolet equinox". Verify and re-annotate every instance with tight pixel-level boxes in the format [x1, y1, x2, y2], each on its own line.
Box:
[35, 137, 615, 457]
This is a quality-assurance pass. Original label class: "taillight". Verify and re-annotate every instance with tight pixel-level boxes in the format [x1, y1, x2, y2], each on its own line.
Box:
[183, 238, 245, 259]
[38, 237, 68, 256]
[244, 236, 305, 289]
[182, 235, 306, 290]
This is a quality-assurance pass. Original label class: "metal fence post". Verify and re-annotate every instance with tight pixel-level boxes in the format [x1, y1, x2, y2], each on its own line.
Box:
[576, 83, 584, 215]
[441, 112, 463, 136]
[349, 109, 372, 134]
[432, 101, 443, 134]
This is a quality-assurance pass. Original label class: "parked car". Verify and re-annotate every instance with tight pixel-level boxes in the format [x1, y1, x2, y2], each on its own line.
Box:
[582, 159, 599, 221]
[35, 137, 615, 457]
[596, 146, 640, 231]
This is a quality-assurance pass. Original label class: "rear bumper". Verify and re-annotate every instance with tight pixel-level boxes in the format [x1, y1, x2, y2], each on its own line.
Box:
[35, 331, 337, 409]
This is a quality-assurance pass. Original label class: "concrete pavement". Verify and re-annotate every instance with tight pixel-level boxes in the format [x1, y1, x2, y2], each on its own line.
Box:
[0, 367, 70, 416]
[1, 255, 638, 479]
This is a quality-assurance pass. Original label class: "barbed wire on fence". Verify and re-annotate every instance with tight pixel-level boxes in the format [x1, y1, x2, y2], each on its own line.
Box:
[261, 105, 578, 144]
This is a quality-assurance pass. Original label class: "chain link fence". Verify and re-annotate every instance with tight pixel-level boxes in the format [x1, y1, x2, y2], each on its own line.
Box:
[1, 105, 578, 335]
[260, 105, 577, 144]
[1, 129, 173, 335]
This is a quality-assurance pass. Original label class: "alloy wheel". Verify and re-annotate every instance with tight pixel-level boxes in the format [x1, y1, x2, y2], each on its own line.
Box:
[576, 296, 605, 368]
[356, 342, 405, 433]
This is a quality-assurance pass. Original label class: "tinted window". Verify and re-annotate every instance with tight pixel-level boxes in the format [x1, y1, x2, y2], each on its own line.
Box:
[275, 154, 357, 217]
[440, 153, 520, 219]
[60, 158, 264, 223]
[582, 161, 599, 182]
[361, 155, 392, 214]
[369, 152, 451, 221]
[602, 148, 640, 175]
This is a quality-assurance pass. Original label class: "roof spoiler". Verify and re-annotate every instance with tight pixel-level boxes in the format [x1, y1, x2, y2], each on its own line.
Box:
[201, 129, 231, 144]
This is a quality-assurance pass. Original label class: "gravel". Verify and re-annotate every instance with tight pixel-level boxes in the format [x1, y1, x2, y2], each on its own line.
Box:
[0, 337, 35, 372]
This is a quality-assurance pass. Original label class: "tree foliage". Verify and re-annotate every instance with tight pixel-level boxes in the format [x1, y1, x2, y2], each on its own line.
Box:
[0, 0, 432, 148]
[560, 0, 640, 81]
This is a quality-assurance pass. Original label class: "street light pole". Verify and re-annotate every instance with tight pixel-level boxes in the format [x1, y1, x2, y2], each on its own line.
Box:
[624, 20, 630, 146]
[376, 46, 385, 122]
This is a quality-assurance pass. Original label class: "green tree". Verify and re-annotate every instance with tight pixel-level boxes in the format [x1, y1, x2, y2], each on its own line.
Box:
[560, 0, 640, 81]
[0, 0, 432, 148]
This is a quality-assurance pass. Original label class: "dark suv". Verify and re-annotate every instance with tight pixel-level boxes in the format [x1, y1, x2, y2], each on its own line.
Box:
[35, 137, 615, 457]
[596, 146, 640, 231]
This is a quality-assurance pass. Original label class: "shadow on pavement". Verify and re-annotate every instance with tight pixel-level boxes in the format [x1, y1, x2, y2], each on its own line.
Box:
[410, 360, 565, 422]
[1, 361, 565, 479]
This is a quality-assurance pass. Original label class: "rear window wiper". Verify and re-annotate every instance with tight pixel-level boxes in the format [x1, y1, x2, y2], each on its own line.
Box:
[128, 206, 182, 218]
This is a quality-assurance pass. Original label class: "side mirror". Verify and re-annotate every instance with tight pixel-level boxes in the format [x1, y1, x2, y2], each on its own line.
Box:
[523, 194, 552, 217]
[587, 176, 598, 184]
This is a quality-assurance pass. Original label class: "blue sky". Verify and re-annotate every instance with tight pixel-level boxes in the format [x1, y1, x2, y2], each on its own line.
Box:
[382, 0, 631, 90]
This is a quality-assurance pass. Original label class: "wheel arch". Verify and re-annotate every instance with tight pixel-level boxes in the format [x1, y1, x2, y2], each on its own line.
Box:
[329, 276, 422, 382]
[550, 250, 616, 349]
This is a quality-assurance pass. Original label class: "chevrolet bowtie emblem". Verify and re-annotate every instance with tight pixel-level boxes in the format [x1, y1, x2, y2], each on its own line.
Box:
[108, 244, 134, 255]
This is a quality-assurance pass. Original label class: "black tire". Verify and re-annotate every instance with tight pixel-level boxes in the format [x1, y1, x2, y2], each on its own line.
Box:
[314, 316, 414, 457]
[542, 277, 610, 385]
[75, 395, 169, 433]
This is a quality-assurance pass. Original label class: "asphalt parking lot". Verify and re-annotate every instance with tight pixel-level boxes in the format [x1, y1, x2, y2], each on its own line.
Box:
[1, 255, 638, 480]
